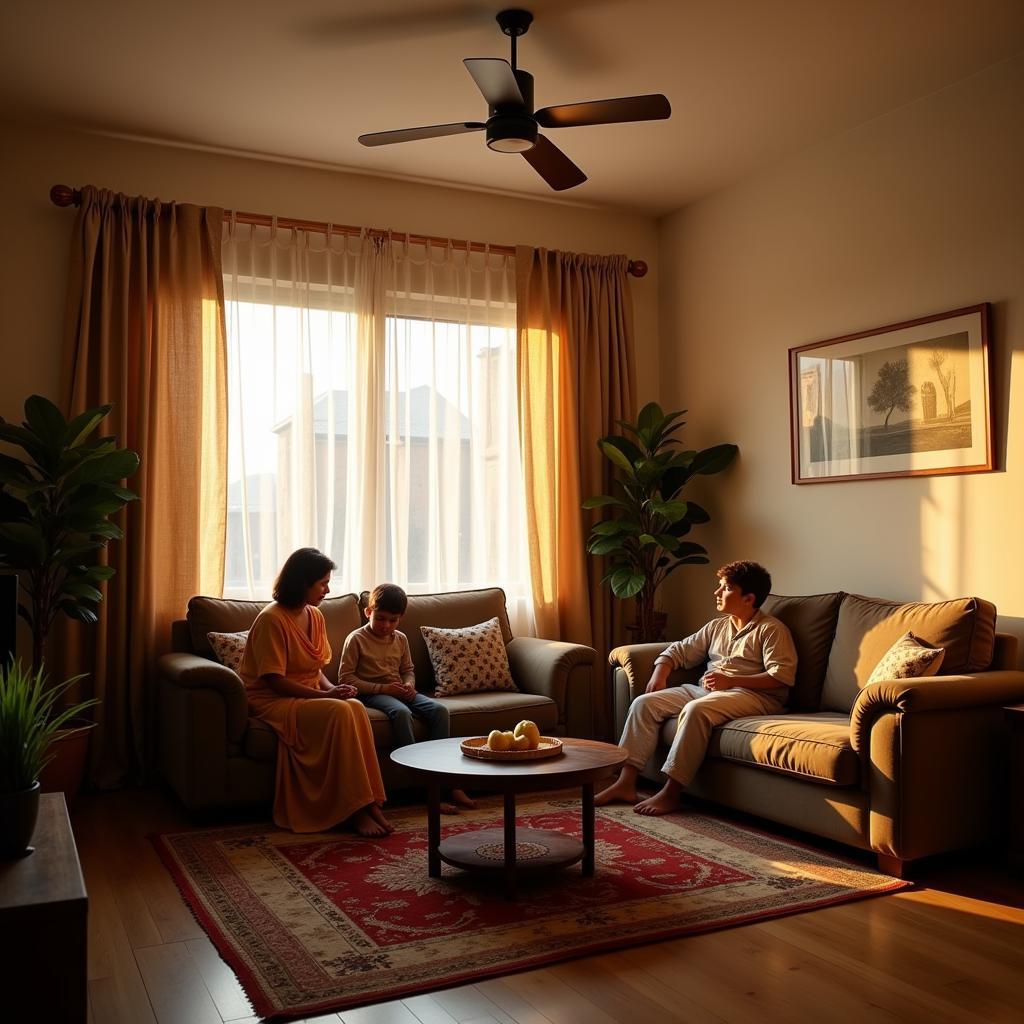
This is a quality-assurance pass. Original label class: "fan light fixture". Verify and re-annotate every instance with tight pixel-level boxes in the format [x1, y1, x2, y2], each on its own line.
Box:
[486, 114, 538, 153]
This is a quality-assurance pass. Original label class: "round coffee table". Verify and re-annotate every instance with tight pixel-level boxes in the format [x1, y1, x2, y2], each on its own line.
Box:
[390, 737, 626, 900]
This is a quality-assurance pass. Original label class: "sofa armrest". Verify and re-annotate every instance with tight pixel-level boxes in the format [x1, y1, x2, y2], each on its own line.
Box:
[608, 643, 701, 702]
[158, 652, 250, 744]
[506, 637, 597, 738]
[851, 670, 1024, 754]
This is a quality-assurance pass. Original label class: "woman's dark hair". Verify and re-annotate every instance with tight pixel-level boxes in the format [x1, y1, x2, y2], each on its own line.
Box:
[717, 560, 772, 608]
[273, 548, 336, 608]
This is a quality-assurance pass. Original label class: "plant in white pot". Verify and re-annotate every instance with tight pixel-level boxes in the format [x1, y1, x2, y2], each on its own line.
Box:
[583, 402, 737, 642]
[0, 661, 96, 858]
[0, 396, 139, 798]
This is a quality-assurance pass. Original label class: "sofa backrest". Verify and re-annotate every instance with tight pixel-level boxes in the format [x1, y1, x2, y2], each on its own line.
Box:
[360, 587, 512, 692]
[760, 592, 844, 711]
[820, 593, 998, 712]
[184, 593, 362, 681]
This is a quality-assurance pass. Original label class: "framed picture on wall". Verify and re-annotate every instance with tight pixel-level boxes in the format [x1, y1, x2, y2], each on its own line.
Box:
[789, 304, 992, 484]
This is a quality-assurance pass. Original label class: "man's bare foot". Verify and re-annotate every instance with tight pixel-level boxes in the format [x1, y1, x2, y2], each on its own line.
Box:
[368, 803, 394, 832]
[634, 790, 681, 816]
[351, 807, 388, 837]
[594, 778, 639, 807]
[451, 789, 476, 809]
[440, 801, 460, 815]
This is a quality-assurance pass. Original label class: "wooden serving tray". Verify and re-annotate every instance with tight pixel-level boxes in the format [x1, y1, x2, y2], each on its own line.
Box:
[460, 736, 564, 761]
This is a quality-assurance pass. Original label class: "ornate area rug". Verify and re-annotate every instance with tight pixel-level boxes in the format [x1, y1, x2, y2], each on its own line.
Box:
[152, 795, 908, 1020]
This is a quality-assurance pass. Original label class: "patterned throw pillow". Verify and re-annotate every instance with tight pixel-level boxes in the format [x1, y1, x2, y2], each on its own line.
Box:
[207, 630, 249, 673]
[867, 631, 945, 684]
[420, 617, 517, 697]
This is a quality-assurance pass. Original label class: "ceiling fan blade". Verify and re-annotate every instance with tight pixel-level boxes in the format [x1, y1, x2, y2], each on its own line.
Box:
[358, 122, 485, 147]
[535, 94, 671, 128]
[522, 135, 587, 191]
[463, 58, 524, 108]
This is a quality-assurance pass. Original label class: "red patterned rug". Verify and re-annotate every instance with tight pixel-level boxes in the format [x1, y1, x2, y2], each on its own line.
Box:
[152, 794, 908, 1020]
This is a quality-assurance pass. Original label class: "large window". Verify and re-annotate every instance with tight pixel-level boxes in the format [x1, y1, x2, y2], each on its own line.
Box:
[221, 229, 532, 631]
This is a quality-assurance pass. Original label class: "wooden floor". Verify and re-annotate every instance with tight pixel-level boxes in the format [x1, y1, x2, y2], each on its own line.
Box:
[69, 787, 1024, 1024]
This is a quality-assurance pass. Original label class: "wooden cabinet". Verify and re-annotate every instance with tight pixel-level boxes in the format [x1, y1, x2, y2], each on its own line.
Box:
[0, 792, 88, 1021]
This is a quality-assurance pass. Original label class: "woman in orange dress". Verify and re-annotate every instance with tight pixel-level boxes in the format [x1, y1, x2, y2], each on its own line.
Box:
[239, 548, 391, 836]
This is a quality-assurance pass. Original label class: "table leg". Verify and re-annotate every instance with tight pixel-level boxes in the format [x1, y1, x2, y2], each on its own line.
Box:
[582, 781, 595, 877]
[427, 782, 441, 878]
[504, 790, 517, 900]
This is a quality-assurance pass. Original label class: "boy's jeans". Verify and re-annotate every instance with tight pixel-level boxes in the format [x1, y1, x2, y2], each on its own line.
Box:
[360, 691, 450, 748]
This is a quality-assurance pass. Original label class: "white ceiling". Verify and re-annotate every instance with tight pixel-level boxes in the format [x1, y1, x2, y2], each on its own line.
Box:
[4, 0, 1024, 215]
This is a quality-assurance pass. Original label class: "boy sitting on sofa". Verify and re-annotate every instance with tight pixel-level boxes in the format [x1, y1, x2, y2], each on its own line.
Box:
[596, 560, 797, 816]
[339, 583, 475, 814]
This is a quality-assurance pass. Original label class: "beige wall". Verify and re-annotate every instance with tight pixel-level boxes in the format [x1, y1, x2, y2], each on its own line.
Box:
[1, 121, 659, 417]
[657, 54, 1024, 658]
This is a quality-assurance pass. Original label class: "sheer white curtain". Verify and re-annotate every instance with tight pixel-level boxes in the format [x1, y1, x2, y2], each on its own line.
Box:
[222, 220, 534, 634]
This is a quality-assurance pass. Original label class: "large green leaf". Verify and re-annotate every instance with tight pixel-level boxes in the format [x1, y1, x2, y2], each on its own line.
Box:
[591, 518, 631, 536]
[24, 396, 68, 449]
[681, 501, 710, 524]
[59, 580, 103, 603]
[0, 522, 45, 564]
[634, 458, 665, 487]
[649, 499, 688, 524]
[598, 440, 636, 476]
[68, 449, 140, 486]
[600, 435, 643, 468]
[611, 573, 646, 599]
[636, 402, 664, 433]
[587, 536, 627, 556]
[581, 495, 628, 510]
[0, 421, 49, 466]
[64, 405, 112, 448]
[690, 443, 739, 476]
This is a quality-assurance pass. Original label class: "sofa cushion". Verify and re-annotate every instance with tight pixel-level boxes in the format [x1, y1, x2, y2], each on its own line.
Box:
[188, 593, 362, 680]
[434, 691, 559, 737]
[207, 630, 248, 673]
[421, 617, 517, 696]
[659, 712, 857, 786]
[761, 592, 844, 711]
[363, 588, 512, 691]
[821, 593, 997, 713]
[867, 632, 945, 683]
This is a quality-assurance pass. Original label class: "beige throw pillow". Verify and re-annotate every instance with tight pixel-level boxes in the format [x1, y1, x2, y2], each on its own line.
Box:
[420, 617, 517, 696]
[867, 631, 945, 684]
[207, 630, 249, 673]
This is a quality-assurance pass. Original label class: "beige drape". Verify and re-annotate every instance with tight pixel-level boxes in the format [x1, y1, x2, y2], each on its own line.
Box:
[516, 247, 636, 738]
[60, 186, 227, 787]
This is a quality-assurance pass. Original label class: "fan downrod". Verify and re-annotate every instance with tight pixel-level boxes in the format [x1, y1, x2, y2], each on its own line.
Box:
[496, 9, 533, 37]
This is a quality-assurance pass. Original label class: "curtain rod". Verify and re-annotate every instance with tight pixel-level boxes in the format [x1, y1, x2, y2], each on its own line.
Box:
[49, 185, 648, 278]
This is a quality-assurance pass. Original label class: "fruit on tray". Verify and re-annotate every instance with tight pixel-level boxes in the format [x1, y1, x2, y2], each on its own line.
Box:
[486, 729, 514, 751]
[513, 719, 541, 750]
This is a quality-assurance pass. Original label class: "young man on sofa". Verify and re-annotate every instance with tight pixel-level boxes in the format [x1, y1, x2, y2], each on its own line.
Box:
[596, 560, 798, 815]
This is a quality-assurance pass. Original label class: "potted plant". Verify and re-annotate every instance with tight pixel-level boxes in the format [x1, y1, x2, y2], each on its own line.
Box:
[583, 402, 737, 642]
[0, 660, 96, 858]
[0, 396, 139, 797]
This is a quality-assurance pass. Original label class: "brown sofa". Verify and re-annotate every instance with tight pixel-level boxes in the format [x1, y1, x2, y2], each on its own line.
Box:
[158, 587, 597, 813]
[609, 591, 1024, 875]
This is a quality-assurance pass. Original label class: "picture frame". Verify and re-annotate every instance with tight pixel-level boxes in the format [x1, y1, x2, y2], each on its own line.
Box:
[789, 304, 992, 484]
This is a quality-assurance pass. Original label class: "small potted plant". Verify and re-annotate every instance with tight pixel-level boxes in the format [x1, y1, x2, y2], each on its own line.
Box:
[0, 660, 96, 858]
[583, 402, 737, 642]
[0, 396, 139, 798]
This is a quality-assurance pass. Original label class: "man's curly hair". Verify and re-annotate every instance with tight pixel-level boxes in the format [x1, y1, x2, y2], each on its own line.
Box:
[717, 560, 772, 608]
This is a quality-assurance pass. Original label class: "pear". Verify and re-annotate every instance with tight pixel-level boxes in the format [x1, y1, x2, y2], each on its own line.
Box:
[513, 719, 541, 750]
[487, 729, 512, 751]
[510, 733, 531, 750]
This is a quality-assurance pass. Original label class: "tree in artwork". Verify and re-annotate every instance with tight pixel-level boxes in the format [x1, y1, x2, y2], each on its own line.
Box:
[928, 350, 957, 420]
[867, 359, 916, 429]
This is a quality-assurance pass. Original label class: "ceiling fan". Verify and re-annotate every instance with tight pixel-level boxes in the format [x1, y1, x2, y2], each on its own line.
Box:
[357, 8, 671, 191]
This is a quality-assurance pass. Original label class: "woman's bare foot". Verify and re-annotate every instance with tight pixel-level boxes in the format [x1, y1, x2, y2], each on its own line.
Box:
[368, 803, 394, 832]
[350, 807, 388, 837]
[440, 801, 460, 815]
[451, 789, 476, 809]
[634, 786, 682, 817]
[594, 777, 639, 807]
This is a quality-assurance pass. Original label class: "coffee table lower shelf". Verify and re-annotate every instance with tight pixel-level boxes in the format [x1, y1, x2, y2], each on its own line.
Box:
[439, 827, 585, 873]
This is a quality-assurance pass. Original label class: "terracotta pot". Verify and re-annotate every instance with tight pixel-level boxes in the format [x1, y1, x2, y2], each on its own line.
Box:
[0, 780, 41, 859]
[39, 721, 96, 807]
